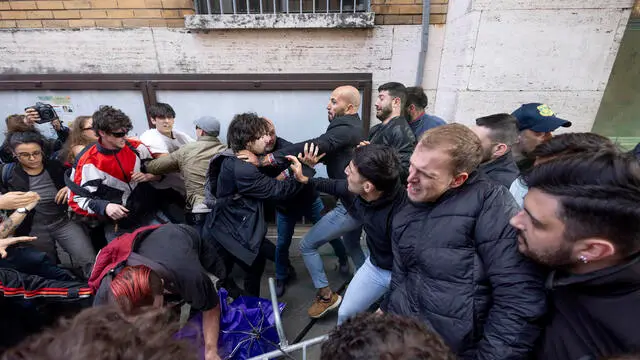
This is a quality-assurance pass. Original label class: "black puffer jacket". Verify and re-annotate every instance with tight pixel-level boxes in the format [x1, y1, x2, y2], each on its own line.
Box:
[368, 116, 416, 183]
[478, 151, 519, 188]
[383, 172, 546, 360]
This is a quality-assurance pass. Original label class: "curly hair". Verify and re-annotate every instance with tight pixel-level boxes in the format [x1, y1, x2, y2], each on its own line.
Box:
[226, 112, 269, 152]
[2, 305, 197, 360]
[321, 313, 455, 360]
[92, 105, 133, 135]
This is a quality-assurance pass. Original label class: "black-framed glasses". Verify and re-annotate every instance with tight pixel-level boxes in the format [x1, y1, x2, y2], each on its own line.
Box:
[109, 131, 128, 138]
[16, 150, 42, 159]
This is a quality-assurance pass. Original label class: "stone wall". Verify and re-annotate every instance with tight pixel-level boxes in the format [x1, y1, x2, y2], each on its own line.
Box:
[433, 0, 634, 132]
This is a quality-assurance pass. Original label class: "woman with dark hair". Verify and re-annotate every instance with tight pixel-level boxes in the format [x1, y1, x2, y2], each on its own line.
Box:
[0, 113, 68, 164]
[0, 131, 95, 278]
[59, 116, 98, 165]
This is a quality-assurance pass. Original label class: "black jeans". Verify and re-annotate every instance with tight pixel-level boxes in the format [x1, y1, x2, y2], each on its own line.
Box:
[220, 239, 276, 297]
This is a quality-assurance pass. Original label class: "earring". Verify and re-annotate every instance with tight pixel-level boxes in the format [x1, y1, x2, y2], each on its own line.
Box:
[579, 255, 588, 264]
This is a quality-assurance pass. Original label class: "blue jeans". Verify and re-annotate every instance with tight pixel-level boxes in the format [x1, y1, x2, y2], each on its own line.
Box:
[337, 257, 391, 325]
[275, 197, 348, 280]
[299, 202, 365, 289]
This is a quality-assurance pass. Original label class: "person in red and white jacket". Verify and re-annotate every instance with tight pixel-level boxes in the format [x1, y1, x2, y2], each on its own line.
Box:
[68, 105, 163, 241]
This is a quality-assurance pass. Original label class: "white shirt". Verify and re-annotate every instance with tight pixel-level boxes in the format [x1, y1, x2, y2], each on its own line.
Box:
[139, 128, 194, 194]
[509, 177, 528, 209]
[139, 128, 194, 155]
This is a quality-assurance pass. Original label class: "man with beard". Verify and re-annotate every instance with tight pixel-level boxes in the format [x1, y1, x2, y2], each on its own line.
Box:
[511, 103, 572, 172]
[240, 86, 367, 312]
[470, 113, 520, 188]
[381, 124, 546, 359]
[510, 151, 640, 360]
[362, 82, 415, 182]
[260, 118, 349, 297]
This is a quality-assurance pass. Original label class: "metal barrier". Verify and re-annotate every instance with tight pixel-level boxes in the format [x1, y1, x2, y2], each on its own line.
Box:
[246, 278, 329, 360]
[193, 0, 370, 15]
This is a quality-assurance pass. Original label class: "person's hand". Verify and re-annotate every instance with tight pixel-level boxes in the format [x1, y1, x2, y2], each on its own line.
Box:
[55, 187, 69, 205]
[237, 150, 259, 166]
[51, 119, 62, 131]
[204, 349, 221, 360]
[0, 191, 40, 210]
[297, 142, 325, 168]
[24, 108, 40, 126]
[357, 140, 370, 148]
[130, 172, 156, 183]
[106, 203, 129, 220]
[286, 155, 309, 184]
[0, 236, 36, 258]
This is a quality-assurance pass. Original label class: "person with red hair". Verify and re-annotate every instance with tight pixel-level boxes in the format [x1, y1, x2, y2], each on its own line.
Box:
[110, 265, 164, 315]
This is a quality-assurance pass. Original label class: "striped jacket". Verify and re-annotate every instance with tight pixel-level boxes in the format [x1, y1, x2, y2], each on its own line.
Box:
[68, 139, 153, 217]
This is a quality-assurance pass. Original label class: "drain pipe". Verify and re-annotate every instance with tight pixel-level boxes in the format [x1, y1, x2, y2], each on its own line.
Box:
[414, 0, 431, 86]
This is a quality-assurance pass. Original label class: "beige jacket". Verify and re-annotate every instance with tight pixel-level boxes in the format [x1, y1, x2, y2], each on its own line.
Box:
[146, 135, 227, 210]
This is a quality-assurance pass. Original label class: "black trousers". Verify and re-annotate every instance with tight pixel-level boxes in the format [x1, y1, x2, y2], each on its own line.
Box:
[220, 239, 276, 297]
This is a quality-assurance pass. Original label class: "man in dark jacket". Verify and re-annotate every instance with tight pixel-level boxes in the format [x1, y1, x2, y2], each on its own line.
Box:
[240, 86, 367, 299]
[260, 118, 349, 297]
[365, 82, 416, 182]
[470, 113, 520, 188]
[511, 151, 640, 360]
[203, 113, 306, 297]
[382, 124, 546, 359]
[290, 144, 407, 323]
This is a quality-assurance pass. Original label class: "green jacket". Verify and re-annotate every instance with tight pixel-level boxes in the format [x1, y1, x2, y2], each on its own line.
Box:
[146, 135, 227, 210]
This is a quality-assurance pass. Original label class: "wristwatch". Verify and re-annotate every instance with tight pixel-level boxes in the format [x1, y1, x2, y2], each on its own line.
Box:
[16, 207, 29, 214]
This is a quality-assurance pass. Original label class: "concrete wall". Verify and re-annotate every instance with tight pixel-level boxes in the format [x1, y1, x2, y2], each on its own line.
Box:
[0, 25, 445, 121]
[433, 0, 633, 132]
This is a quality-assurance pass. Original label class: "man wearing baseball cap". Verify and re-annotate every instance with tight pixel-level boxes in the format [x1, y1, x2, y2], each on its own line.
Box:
[146, 116, 227, 233]
[511, 103, 572, 171]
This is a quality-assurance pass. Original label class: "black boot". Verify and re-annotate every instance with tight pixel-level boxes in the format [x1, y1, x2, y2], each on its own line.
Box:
[276, 279, 287, 297]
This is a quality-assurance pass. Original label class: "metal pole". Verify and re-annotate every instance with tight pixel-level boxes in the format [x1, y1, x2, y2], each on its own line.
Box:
[259, 0, 263, 13]
[246, 0, 250, 13]
[339, 0, 342, 13]
[218, 0, 224, 13]
[414, 0, 431, 86]
[247, 335, 330, 360]
[299, 0, 302, 13]
[268, 278, 288, 348]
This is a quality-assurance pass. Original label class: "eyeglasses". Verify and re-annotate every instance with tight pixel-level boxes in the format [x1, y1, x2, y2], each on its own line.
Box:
[109, 131, 128, 138]
[16, 150, 42, 160]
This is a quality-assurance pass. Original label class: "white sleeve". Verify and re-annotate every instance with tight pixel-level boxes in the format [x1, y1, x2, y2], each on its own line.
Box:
[140, 130, 169, 155]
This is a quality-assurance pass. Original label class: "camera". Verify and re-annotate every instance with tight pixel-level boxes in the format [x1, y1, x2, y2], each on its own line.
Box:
[26, 102, 59, 124]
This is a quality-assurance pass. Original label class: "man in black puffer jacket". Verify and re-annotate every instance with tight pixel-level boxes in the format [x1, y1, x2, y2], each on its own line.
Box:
[381, 124, 546, 360]
[365, 82, 416, 183]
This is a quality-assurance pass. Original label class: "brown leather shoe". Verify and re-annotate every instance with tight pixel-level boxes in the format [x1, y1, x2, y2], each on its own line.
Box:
[307, 292, 342, 319]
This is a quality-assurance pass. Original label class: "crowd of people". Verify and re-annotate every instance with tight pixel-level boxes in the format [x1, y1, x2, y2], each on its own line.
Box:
[0, 82, 639, 360]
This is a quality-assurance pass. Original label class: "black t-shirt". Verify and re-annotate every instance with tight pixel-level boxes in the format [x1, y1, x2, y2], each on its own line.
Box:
[96, 225, 219, 311]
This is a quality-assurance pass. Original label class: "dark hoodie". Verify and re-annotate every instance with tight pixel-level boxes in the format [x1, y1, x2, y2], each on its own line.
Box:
[536, 254, 640, 360]
[309, 178, 407, 270]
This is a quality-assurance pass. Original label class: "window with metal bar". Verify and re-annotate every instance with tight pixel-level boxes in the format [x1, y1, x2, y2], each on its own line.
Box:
[194, 0, 370, 15]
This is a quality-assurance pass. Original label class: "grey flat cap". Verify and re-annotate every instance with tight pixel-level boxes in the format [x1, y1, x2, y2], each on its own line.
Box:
[194, 116, 221, 134]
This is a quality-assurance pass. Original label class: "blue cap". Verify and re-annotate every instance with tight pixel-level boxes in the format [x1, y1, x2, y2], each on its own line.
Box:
[511, 103, 572, 133]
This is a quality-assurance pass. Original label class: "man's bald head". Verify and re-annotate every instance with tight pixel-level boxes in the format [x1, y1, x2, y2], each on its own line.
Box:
[327, 86, 360, 121]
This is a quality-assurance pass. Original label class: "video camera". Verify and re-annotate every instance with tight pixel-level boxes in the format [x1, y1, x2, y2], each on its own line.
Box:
[25, 102, 59, 124]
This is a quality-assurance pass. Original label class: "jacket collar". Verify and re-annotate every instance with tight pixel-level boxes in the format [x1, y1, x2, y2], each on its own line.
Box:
[359, 181, 404, 209]
[198, 135, 223, 144]
[547, 252, 640, 294]
[479, 151, 516, 173]
[96, 139, 124, 156]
